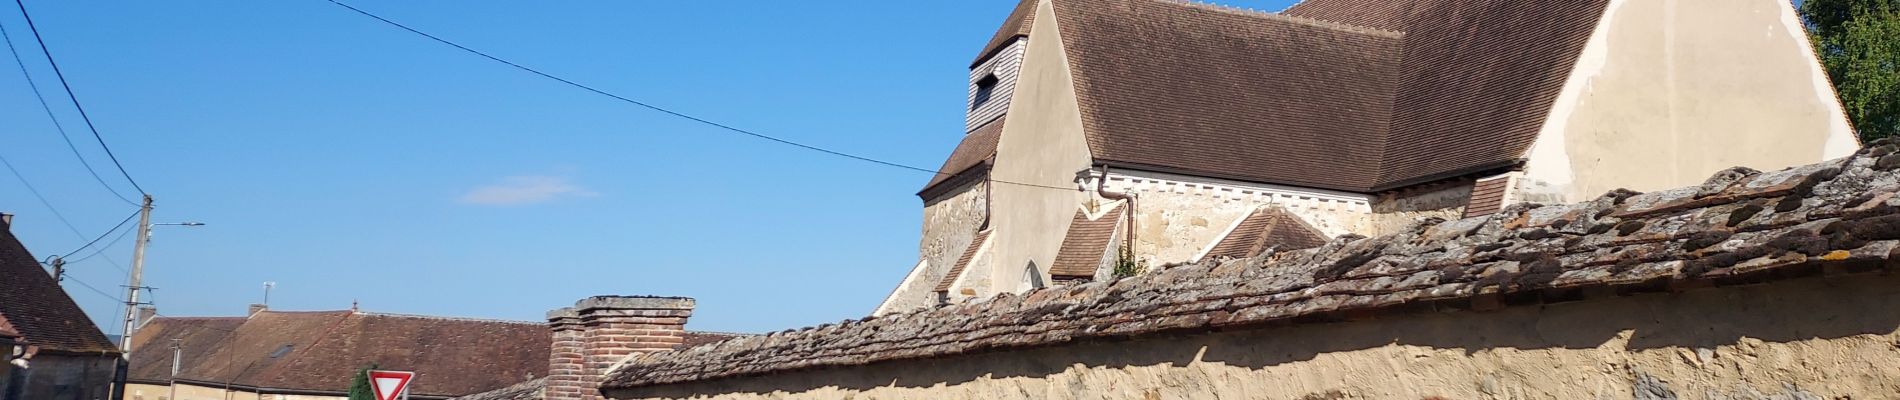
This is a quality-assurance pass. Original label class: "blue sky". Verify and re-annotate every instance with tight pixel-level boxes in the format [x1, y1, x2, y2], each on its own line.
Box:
[1, 0, 1297, 334]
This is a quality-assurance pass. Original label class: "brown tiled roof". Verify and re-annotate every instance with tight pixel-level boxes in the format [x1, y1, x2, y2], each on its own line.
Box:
[0, 225, 119, 354]
[603, 143, 1900, 389]
[126, 317, 245, 384]
[450, 377, 545, 400]
[972, 0, 1039, 67]
[0, 315, 19, 338]
[1056, 0, 1404, 192]
[935, 230, 992, 292]
[1373, 0, 1609, 188]
[1464, 177, 1512, 218]
[129, 311, 550, 397]
[1280, 0, 1420, 30]
[919, 118, 1003, 197]
[951, 0, 1608, 192]
[1048, 203, 1124, 278]
[1201, 207, 1330, 261]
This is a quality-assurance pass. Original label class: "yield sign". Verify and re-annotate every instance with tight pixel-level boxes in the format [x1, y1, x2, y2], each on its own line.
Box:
[367, 370, 415, 400]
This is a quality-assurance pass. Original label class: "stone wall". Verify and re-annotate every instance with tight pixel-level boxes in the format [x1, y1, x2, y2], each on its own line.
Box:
[610, 272, 1900, 400]
[7, 353, 116, 400]
[1366, 181, 1471, 235]
[880, 179, 989, 314]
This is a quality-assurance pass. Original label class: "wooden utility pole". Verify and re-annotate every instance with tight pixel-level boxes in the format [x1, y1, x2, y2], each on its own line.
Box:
[118, 195, 154, 355]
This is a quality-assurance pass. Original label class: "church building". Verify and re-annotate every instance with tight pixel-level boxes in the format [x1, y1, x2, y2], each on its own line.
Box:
[877, 0, 1860, 314]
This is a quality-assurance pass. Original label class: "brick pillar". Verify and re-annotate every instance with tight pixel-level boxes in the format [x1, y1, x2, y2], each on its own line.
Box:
[544, 307, 586, 400]
[575, 296, 694, 400]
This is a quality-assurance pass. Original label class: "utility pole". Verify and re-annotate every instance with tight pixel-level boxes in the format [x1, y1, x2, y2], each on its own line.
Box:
[118, 195, 154, 356]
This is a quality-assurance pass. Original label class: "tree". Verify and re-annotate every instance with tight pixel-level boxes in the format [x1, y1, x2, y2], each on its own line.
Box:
[1802, 0, 1900, 141]
[347, 363, 379, 400]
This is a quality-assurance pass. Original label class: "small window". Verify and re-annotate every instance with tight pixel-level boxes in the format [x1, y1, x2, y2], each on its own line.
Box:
[971, 75, 1000, 110]
[268, 344, 294, 358]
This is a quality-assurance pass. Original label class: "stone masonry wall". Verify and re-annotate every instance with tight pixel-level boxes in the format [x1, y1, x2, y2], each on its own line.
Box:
[1367, 181, 1473, 235]
[883, 179, 989, 314]
[609, 272, 1900, 400]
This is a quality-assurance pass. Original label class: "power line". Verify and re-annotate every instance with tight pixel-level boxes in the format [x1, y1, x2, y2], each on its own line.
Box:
[12, 0, 148, 196]
[60, 272, 120, 303]
[321, 0, 1077, 193]
[60, 208, 139, 259]
[65, 219, 137, 264]
[0, 16, 139, 206]
[0, 151, 136, 273]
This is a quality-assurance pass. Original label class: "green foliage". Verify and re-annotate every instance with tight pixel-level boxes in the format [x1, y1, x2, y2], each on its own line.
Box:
[347, 363, 379, 400]
[1802, 0, 1900, 140]
[1112, 245, 1145, 278]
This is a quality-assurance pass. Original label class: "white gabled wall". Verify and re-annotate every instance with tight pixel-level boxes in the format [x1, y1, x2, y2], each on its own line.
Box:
[1521, 0, 1860, 203]
[988, 0, 1094, 293]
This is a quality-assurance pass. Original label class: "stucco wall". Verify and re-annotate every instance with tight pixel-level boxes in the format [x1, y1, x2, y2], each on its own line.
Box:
[879, 179, 989, 315]
[611, 272, 1900, 400]
[988, 0, 1093, 295]
[1521, 0, 1859, 203]
[8, 353, 116, 400]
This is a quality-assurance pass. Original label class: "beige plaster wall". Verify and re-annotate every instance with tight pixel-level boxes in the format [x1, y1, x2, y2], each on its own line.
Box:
[611, 273, 1900, 400]
[987, 0, 1094, 294]
[127, 383, 170, 400]
[880, 179, 990, 315]
[1522, 0, 1860, 203]
[162, 383, 264, 400]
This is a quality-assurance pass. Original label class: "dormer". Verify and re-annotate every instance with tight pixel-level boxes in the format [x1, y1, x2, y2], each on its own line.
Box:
[964, 0, 1037, 132]
[966, 37, 1026, 132]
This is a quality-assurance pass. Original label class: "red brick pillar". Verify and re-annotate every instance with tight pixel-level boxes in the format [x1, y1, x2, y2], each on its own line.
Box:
[576, 296, 694, 400]
[544, 307, 586, 400]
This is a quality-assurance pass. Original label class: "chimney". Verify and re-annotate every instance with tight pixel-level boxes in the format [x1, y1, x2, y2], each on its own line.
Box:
[247, 304, 268, 317]
[1, 212, 12, 230]
[135, 306, 157, 328]
[545, 296, 695, 400]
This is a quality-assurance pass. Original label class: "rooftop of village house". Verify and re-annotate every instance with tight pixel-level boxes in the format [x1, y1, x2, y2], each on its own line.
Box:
[602, 139, 1900, 389]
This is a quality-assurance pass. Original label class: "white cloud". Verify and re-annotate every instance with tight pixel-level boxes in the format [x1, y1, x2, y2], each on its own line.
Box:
[458, 175, 598, 206]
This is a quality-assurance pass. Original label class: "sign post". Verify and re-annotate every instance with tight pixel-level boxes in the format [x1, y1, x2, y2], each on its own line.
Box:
[367, 370, 415, 400]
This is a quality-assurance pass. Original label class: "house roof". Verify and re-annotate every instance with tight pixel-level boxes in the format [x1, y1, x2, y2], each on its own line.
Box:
[1048, 203, 1124, 277]
[602, 143, 1900, 389]
[1464, 176, 1513, 218]
[0, 224, 119, 354]
[919, 118, 1003, 197]
[449, 377, 546, 400]
[950, 0, 1608, 193]
[128, 310, 551, 397]
[935, 230, 992, 293]
[125, 316, 245, 383]
[1200, 207, 1329, 261]
[446, 336, 747, 400]
[971, 0, 1039, 67]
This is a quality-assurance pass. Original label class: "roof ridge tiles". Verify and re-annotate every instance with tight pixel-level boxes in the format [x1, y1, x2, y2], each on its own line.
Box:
[354, 311, 544, 326]
[603, 140, 1900, 389]
[1156, 0, 1406, 37]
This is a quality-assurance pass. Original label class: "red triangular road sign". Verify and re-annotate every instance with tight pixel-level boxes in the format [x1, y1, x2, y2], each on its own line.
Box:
[367, 370, 415, 400]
